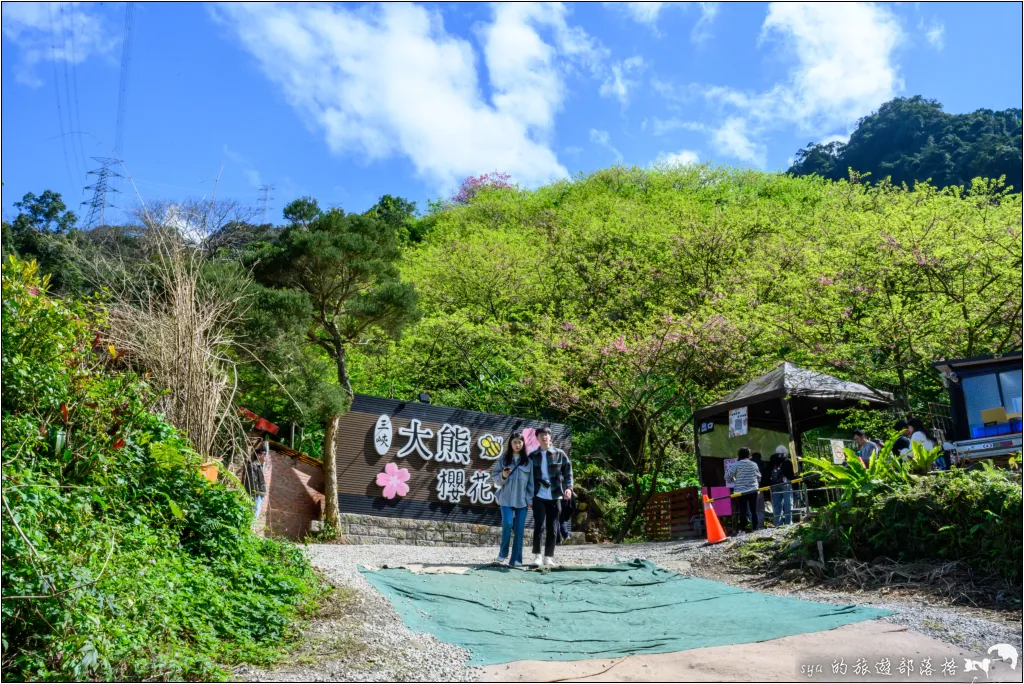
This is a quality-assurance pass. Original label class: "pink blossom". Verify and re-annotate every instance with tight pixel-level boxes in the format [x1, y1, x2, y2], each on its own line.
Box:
[375, 462, 410, 499]
[818, 277, 834, 286]
[561, 321, 576, 331]
[451, 171, 513, 204]
[614, 336, 628, 352]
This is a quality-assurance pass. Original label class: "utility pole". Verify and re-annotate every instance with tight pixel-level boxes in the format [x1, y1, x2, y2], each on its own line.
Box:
[81, 157, 123, 228]
[258, 184, 274, 225]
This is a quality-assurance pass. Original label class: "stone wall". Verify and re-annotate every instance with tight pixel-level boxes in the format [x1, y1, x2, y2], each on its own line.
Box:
[334, 512, 586, 547]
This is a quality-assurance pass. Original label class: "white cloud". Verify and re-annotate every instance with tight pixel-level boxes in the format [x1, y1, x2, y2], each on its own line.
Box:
[711, 118, 764, 166]
[667, 2, 903, 164]
[1, 2, 117, 86]
[589, 128, 622, 161]
[214, 2, 610, 191]
[599, 55, 646, 106]
[919, 18, 945, 50]
[654, 149, 700, 167]
[820, 133, 850, 146]
[755, 2, 904, 131]
[691, 3, 719, 44]
[612, 2, 667, 25]
[649, 117, 706, 136]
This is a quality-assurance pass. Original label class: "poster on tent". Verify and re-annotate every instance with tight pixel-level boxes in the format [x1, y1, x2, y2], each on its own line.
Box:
[728, 407, 748, 438]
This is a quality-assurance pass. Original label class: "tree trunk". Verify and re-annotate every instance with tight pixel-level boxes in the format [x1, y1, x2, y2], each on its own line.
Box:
[614, 472, 649, 544]
[321, 414, 341, 529]
[614, 451, 666, 544]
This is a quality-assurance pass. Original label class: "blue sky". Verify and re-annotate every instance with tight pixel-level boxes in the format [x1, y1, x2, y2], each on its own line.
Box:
[2, 2, 1022, 224]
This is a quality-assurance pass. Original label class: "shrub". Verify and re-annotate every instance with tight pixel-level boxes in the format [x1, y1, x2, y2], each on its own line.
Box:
[1, 257, 322, 681]
[795, 468, 1023, 584]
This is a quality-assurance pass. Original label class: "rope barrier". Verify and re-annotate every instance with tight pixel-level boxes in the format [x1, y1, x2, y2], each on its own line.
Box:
[703, 473, 824, 504]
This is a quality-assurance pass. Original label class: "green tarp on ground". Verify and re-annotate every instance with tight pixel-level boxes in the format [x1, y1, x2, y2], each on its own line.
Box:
[360, 559, 892, 666]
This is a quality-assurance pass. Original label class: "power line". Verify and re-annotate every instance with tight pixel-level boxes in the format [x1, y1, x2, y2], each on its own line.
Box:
[47, 2, 75, 186]
[58, 2, 84, 181]
[114, 2, 135, 160]
[258, 184, 275, 224]
[82, 157, 123, 228]
[65, 2, 89, 194]
[83, 2, 135, 224]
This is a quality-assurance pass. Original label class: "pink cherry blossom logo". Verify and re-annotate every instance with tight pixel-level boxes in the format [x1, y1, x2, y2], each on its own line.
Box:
[375, 462, 410, 499]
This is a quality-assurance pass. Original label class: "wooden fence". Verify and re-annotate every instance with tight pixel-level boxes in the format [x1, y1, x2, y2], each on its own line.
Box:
[642, 486, 702, 540]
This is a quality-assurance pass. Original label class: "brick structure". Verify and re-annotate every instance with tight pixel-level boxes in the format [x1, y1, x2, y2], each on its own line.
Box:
[250, 446, 325, 540]
[332, 512, 586, 547]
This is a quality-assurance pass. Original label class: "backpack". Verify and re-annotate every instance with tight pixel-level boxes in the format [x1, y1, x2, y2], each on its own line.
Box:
[769, 463, 786, 486]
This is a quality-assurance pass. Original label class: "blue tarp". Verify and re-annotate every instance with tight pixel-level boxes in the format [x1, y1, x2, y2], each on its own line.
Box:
[361, 559, 892, 666]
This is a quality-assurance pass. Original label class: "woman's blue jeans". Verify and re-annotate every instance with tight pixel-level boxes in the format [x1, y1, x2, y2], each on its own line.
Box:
[771, 485, 792, 525]
[499, 506, 528, 565]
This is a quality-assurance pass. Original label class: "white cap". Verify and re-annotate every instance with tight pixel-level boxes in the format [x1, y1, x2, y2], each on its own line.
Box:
[775, 445, 789, 455]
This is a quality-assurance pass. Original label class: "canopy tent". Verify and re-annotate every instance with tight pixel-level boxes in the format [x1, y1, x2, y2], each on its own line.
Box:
[693, 363, 893, 487]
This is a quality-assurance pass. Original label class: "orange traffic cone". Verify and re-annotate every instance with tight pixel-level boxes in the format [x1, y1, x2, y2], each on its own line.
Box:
[703, 494, 727, 544]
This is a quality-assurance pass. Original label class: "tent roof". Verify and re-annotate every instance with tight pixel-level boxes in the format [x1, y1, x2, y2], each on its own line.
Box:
[693, 362, 893, 421]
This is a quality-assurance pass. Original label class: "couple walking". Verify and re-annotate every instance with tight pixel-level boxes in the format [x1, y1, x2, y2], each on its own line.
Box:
[489, 427, 573, 568]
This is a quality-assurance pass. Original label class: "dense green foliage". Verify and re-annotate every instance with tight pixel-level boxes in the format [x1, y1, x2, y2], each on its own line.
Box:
[803, 436, 944, 500]
[8, 160, 1022, 541]
[1, 191, 83, 293]
[790, 96, 1023, 192]
[1, 258, 321, 681]
[346, 164, 1020, 537]
[794, 468, 1022, 584]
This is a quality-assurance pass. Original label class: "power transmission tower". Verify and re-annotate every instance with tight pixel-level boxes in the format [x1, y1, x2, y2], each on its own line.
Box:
[81, 157, 123, 228]
[81, 3, 134, 224]
[258, 184, 275, 224]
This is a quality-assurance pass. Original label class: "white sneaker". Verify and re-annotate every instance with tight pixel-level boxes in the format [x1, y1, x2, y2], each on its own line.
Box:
[533, 554, 544, 566]
[495, 555, 507, 564]
[544, 556, 558, 567]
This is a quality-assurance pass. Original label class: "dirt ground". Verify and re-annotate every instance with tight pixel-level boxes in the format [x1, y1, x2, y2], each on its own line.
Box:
[477, 620, 1022, 683]
[241, 540, 1023, 683]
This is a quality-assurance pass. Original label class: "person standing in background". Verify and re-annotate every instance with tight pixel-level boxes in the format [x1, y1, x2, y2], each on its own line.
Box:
[751, 452, 768, 527]
[892, 420, 913, 456]
[852, 429, 878, 466]
[243, 444, 267, 523]
[768, 446, 797, 525]
[907, 418, 936, 452]
[725, 448, 761, 533]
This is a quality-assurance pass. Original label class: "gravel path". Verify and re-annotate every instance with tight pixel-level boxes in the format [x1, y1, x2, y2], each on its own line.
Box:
[240, 534, 1022, 682]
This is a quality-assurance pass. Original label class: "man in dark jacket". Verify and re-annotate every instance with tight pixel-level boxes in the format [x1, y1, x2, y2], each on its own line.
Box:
[529, 427, 573, 567]
[243, 445, 268, 521]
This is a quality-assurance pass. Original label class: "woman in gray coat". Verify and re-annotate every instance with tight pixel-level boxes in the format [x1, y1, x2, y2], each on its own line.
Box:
[491, 431, 534, 567]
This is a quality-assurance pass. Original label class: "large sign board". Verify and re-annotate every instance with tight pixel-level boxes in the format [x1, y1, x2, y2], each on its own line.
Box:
[335, 395, 571, 524]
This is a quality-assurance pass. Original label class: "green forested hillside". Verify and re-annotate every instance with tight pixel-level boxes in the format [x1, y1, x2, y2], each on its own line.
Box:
[4, 165, 1022, 541]
[344, 166, 1022, 536]
[789, 96, 1023, 191]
